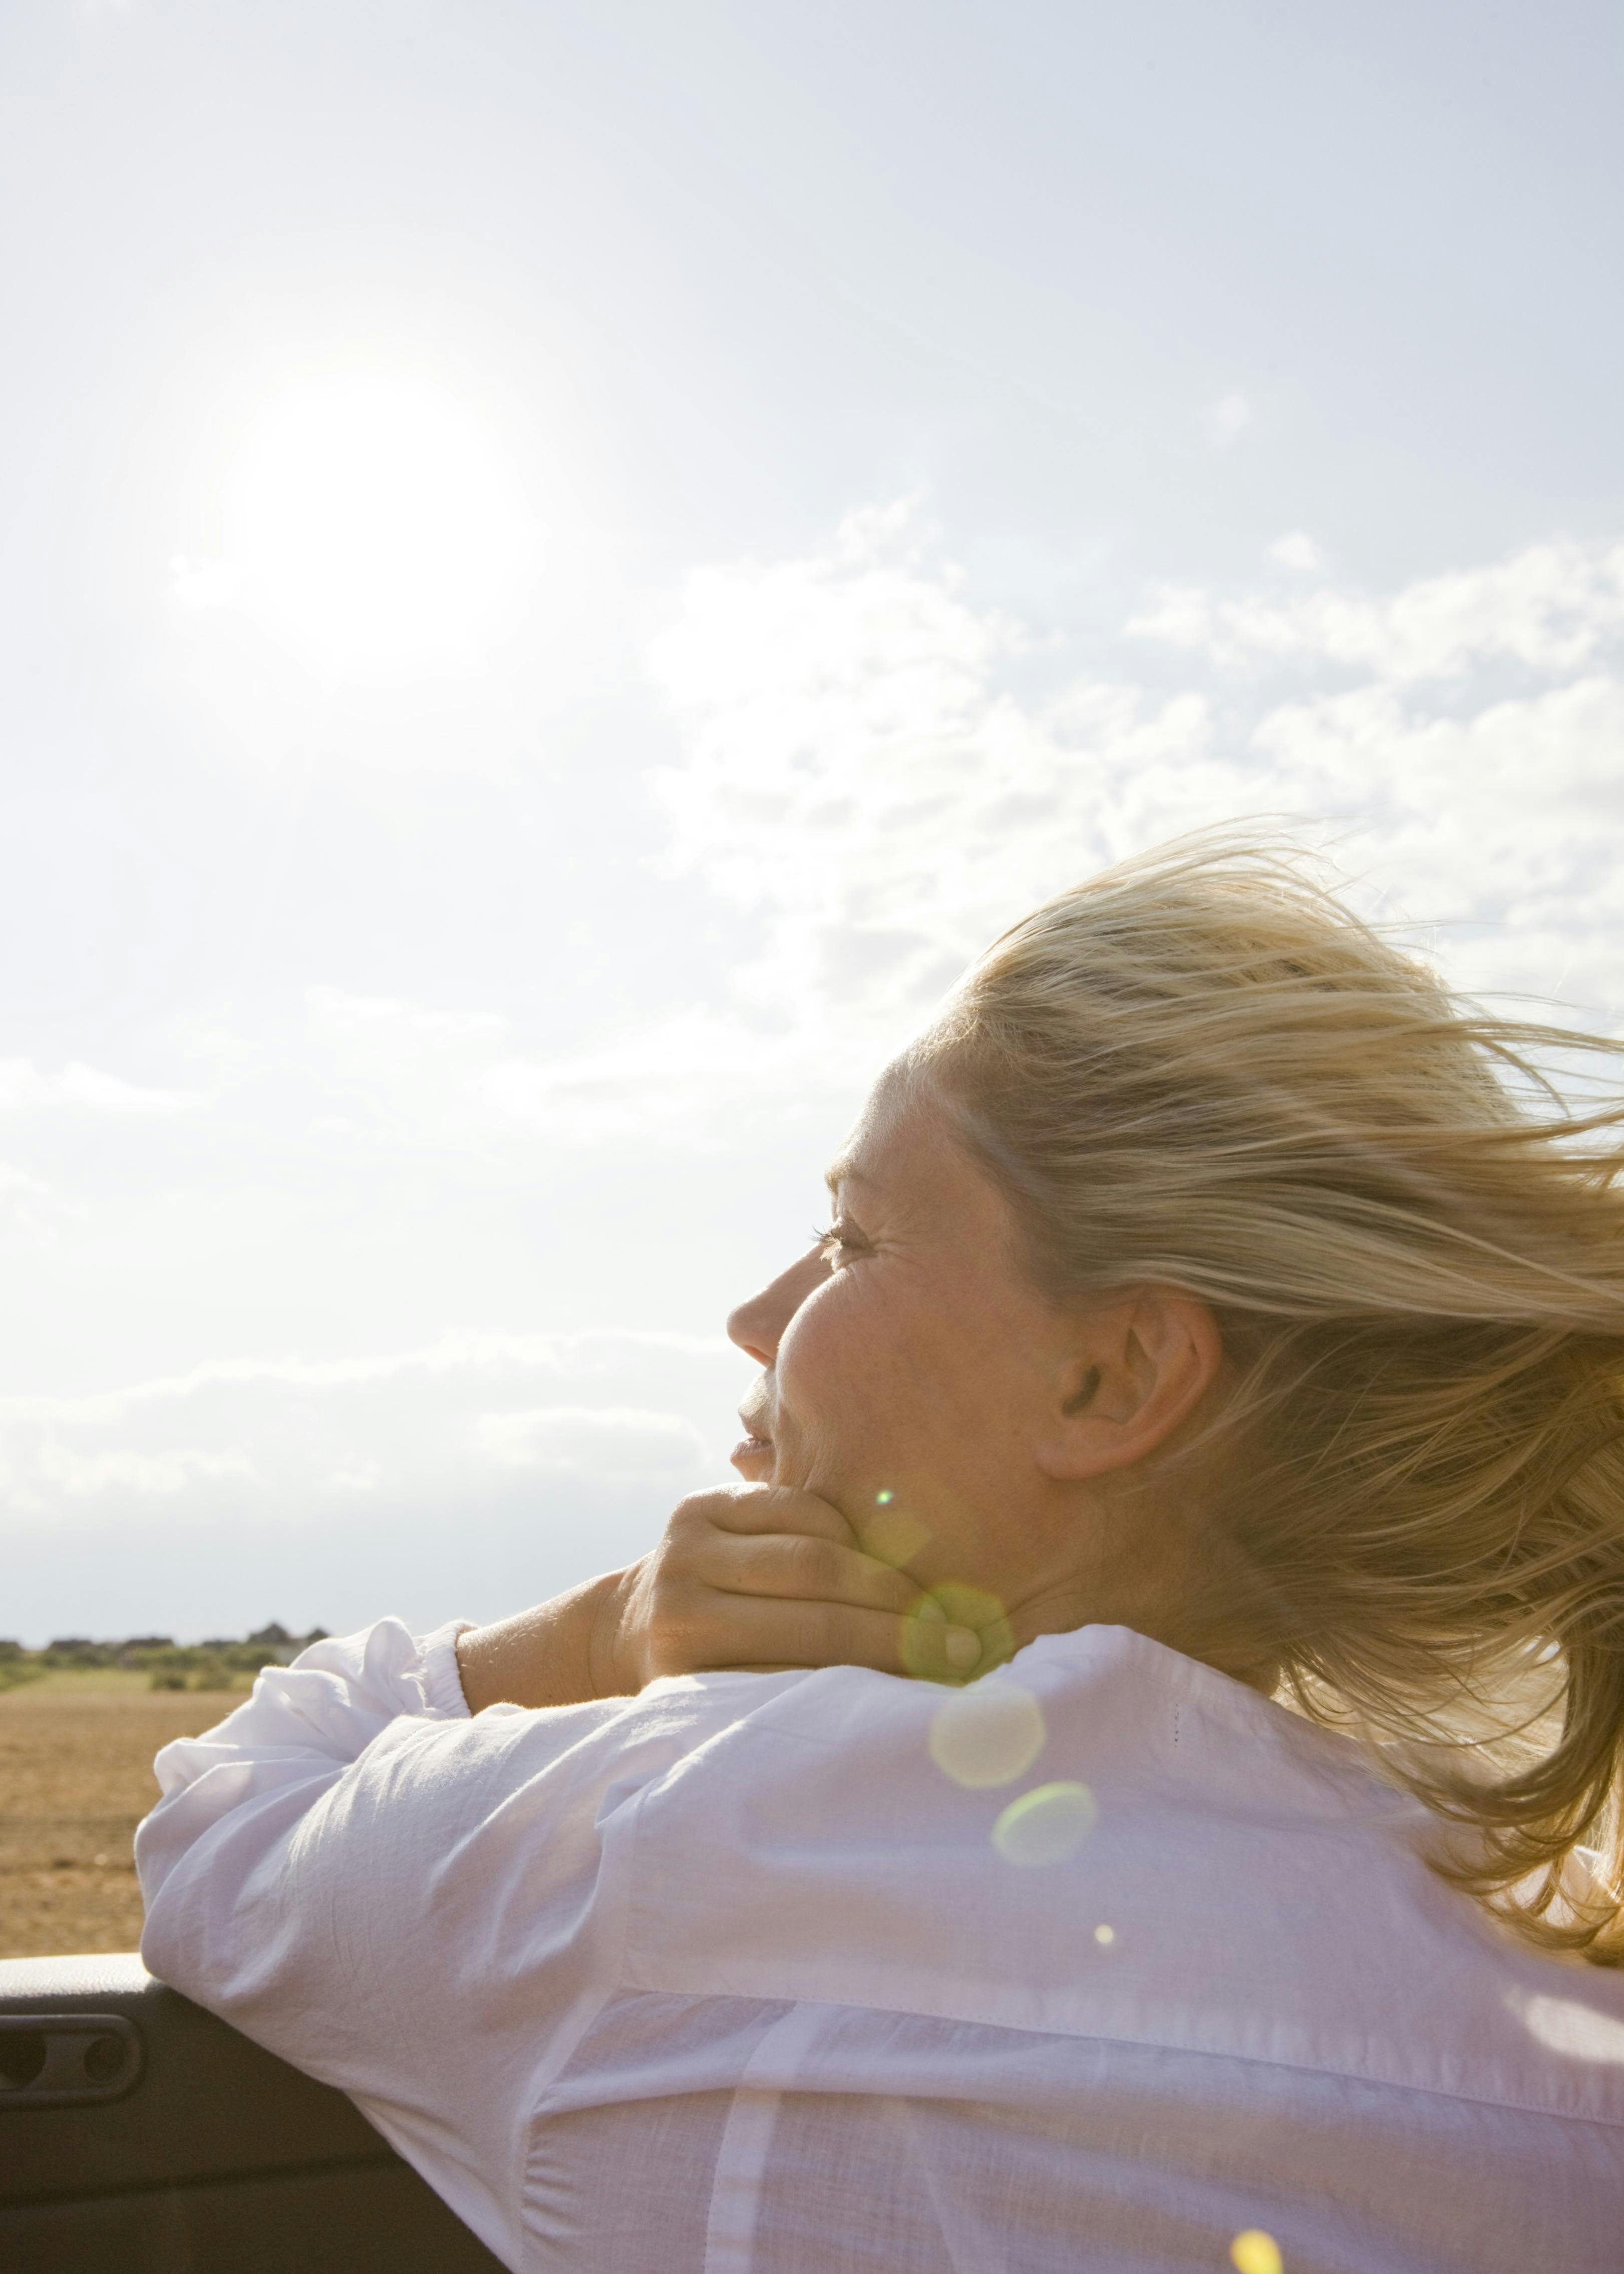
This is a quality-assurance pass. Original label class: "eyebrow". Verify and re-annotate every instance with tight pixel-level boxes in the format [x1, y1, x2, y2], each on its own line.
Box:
[823, 1155, 880, 1200]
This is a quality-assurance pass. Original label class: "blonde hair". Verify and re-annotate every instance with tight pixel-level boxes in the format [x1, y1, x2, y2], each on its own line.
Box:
[916, 835, 1624, 1962]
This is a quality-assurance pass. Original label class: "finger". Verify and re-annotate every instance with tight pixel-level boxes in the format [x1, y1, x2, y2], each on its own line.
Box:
[675, 1484, 856, 1544]
[699, 1528, 920, 1616]
[669, 1590, 984, 1684]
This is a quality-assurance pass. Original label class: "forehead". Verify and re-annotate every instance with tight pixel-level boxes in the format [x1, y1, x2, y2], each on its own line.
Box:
[824, 1066, 976, 1208]
[824, 1061, 917, 1193]
[823, 1072, 1026, 1287]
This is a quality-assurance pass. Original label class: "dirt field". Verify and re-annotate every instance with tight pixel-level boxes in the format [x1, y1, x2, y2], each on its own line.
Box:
[0, 1673, 246, 1960]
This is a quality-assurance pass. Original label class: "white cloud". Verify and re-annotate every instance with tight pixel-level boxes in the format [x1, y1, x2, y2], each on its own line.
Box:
[475, 1012, 846, 1147]
[307, 988, 506, 1043]
[35, 1445, 254, 1498]
[0, 1060, 200, 1115]
[0, 1162, 53, 1205]
[0, 1329, 739, 1536]
[297, 987, 814, 1156]
[1129, 539, 1624, 682]
[651, 503, 1212, 1040]
[1269, 531, 1326, 574]
[471, 1405, 707, 1479]
[326, 1462, 381, 1493]
[647, 505, 1624, 1050]
[0, 1161, 81, 1241]
[1201, 391, 1252, 448]
[145, 512, 1624, 1177]
[0, 1328, 730, 1433]
[186, 508, 1611, 1192]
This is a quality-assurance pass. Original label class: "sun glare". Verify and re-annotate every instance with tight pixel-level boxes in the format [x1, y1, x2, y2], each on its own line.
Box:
[214, 369, 537, 680]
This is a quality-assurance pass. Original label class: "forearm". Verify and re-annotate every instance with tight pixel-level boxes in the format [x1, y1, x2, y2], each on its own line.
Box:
[137, 1617, 472, 1991]
[454, 1567, 630, 1713]
[134, 1614, 669, 2272]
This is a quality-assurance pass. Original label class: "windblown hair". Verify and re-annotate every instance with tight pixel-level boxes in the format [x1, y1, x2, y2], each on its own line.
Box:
[916, 835, 1624, 1962]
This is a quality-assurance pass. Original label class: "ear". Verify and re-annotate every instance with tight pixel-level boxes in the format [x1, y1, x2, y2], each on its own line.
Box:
[1034, 1290, 1224, 1481]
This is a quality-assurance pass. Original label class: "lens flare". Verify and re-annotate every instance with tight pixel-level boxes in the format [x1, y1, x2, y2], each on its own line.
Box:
[934, 1583, 1014, 1676]
[860, 1503, 931, 1570]
[991, 1781, 1097, 1866]
[929, 1682, 1046, 1788]
[1230, 2232, 1282, 2274]
[1513, 1991, 1624, 2062]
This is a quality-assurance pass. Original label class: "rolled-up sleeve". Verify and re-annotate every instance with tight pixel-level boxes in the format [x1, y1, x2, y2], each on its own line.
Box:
[135, 1617, 707, 2267]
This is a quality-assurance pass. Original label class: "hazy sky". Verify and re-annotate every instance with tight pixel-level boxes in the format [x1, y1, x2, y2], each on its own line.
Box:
[4, 0, 1623, 1642]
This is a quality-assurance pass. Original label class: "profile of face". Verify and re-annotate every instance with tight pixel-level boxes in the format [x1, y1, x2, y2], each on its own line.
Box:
[726, 1067, 1228, 1650]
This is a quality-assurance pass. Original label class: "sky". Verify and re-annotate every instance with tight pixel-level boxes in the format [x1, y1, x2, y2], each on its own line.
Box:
[3, 0, 1623, 1644]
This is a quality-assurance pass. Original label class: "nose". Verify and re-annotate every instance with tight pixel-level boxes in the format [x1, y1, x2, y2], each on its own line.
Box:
[726, 1247, 830, 1366]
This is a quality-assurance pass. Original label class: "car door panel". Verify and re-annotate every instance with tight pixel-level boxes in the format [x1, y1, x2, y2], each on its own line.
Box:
[0, 1954, 505, 2274]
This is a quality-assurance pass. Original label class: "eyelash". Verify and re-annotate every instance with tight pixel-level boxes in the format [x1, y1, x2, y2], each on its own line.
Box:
[813, 1220, 870, 1262]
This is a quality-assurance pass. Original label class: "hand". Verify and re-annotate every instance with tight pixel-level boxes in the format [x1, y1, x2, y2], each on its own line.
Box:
[455, 1484, 986, 1713]
[590, 1483, 981, 1693]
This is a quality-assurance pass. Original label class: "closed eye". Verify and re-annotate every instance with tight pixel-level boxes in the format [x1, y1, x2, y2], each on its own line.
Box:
[813, 1218, 873, 1266]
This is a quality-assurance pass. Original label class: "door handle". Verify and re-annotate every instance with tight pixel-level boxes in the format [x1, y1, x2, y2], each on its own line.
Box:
[0, 2014, 143, 2108]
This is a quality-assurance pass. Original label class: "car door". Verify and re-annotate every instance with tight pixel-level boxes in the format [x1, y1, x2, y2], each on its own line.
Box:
[0, 1951, 506, 2274]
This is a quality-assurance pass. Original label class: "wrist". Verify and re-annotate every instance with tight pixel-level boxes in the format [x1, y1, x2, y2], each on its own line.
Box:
[585, 1564, 639, 1701]
[455, 1567, 629, 1713]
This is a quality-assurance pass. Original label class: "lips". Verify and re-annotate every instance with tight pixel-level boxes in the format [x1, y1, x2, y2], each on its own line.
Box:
[731, 1412, 775, 1475]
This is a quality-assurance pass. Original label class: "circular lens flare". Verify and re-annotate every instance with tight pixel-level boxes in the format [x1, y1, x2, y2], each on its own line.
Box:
[929, 1682, 1046, 1788]
[991, 1781, 1098, 1866]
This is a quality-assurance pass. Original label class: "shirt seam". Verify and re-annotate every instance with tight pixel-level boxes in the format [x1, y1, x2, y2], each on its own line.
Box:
[583, 1982, 1624, 2132]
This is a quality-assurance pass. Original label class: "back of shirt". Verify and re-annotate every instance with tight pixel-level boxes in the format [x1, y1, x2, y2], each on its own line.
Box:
[137, 1618, 1624, 2273]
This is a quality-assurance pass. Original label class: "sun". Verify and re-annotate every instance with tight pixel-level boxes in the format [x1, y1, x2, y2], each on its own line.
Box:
[216, 368, 538, 680]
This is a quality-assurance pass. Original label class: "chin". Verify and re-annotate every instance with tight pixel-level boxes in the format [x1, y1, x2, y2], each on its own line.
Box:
[729, 1442, 776, 1484]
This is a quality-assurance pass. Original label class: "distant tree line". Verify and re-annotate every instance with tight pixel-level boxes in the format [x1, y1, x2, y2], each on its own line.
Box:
[0, 1622, 330, 1693]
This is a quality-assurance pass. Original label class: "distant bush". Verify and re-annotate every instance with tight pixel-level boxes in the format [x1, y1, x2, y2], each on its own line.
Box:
[0, 1640, 35, 1690]
[142, 1648, 256, 1691]
[14, 1623, 331, 1690]
[45, 1640, 119, 1669]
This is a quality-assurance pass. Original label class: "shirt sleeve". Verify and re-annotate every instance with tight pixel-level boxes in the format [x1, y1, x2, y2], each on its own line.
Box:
[135, 1615, 706, 2269]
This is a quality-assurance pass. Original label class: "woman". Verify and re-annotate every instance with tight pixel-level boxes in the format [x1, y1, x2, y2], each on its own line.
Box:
[138, 841, 1624, 2272]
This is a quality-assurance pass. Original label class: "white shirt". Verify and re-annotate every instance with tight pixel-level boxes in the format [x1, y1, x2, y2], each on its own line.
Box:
[136, 1617, 1624, 2272]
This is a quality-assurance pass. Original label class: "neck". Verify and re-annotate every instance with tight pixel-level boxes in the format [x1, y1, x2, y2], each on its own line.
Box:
[966, 1476, 1280, 1695]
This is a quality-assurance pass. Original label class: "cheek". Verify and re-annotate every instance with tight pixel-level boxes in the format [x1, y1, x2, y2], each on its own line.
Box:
[778, 1271, 978, 1467]
[777, 1277, 856, 1400]
[776, 1275, 900, 1439]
